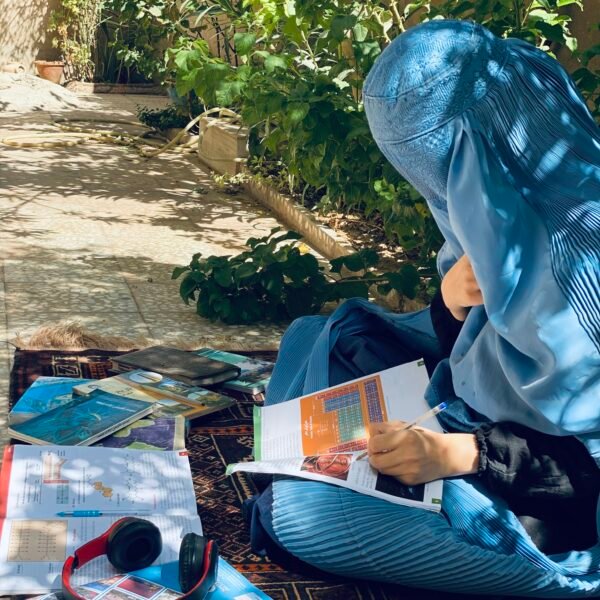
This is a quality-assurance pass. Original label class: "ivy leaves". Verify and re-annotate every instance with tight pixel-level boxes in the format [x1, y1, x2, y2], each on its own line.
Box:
[172, 228, 424, 324]
[233, 32, 257, 55]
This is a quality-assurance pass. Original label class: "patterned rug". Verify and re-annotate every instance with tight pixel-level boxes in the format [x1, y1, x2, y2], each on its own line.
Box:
[9, 349, 514, 600]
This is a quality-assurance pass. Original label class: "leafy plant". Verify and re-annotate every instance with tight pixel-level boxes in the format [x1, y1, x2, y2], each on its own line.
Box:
[431, 0, 580, 52]
[100, 0, 208, 84]
[136, 105, 192, 130]
[572, 38, 600, 119]
[172, 228, 423, 324]
[111, 0, 597, 304]
[48, 0, 104, 81]
[166, 0, 597, 275]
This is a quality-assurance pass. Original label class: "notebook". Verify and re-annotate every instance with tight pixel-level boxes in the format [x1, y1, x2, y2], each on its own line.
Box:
[111, 346, 241, 386]
[9, 376, 94, 425]
[74, 371, 235, 421]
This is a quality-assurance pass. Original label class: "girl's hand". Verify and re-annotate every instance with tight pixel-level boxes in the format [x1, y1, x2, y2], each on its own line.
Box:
[440, 254, 483, 321]
[367, 422, 479, 486]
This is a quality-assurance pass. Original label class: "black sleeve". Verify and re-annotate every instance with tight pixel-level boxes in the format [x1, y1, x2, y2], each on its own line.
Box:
[430, 287, 464, 358]
[474, 422, 600, 553]
[430, 289, 600, 549]
[474, 421, 600, 501]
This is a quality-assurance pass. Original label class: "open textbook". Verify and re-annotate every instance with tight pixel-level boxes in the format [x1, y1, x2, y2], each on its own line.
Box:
[0, 445, 201, 594]
[227, 360, 444, 511]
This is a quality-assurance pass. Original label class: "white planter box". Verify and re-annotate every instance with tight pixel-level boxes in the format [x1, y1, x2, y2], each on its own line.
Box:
[197, 117, 249, 176]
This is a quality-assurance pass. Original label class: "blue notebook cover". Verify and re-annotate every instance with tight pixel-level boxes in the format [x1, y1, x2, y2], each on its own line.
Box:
[134, 557, 272, 599]
[31, 558, 271, 600]
[9, 376, 95, 425]
[8, 390, 153, 446]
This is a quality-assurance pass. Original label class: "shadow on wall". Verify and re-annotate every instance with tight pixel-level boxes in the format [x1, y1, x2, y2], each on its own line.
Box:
[556, 2, 600, 72]
[0, 0, 60, 72]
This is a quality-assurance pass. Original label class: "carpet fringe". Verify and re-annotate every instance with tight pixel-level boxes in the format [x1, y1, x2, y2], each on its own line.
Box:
[10, 321, 279, 352]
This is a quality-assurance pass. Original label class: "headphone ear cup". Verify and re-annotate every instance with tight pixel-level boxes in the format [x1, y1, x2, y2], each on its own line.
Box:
[107, 518, 162, 572]
[179, 533, 207, 593]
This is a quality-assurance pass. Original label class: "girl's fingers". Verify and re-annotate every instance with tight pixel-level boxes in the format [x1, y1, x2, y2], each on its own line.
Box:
[368, 422, 391, 436]
[368, 427, 408, 454]
[369, 448, 404, 471]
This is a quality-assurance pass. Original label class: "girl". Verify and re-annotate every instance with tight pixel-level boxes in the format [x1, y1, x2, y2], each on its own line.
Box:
[247, 18, 600, 592]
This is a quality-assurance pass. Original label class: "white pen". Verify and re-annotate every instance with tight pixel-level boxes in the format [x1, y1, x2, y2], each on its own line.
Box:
[356, 401, 448, 461]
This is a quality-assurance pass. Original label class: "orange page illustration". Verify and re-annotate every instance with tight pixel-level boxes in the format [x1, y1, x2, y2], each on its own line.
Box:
[300, 376, 387, 455]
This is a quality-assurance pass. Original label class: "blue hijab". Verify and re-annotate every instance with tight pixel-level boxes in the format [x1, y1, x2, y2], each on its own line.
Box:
[363, 21, 600, 459]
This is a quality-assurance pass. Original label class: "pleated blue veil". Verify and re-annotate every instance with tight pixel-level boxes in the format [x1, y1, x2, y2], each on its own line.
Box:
[363, 21, 600, 458]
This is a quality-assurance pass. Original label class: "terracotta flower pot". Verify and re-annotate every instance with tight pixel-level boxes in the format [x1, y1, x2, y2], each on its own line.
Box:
[34, 60, 64, 85]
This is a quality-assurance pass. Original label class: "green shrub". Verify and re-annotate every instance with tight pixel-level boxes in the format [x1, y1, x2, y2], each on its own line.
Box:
[136, 105, 191, 130]
[172, 228, 423, 324]
[114, 1, 598, 319]
[168, 0, 598, 276]
[48, 0, 104, 81]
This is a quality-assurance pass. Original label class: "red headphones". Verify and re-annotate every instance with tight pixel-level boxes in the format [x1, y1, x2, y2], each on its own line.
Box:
[61, 517, 218, 600]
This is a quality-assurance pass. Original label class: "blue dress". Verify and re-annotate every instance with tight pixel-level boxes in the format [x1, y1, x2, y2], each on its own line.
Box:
[253, 20, 600, 596]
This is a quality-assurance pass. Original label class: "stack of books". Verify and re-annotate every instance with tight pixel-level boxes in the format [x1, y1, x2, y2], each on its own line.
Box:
[1, 347, 275, 599]
[8, 346, 274, 451]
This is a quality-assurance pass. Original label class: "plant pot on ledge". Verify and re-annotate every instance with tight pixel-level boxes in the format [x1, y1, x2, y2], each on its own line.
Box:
[34, 61, 64, 85]
[197, 117, 249, 176]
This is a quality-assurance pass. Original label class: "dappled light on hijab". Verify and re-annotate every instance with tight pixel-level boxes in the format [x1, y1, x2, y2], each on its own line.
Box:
[363, 20, 600, 450]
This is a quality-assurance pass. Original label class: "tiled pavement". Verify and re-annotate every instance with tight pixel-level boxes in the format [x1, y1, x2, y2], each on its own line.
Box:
[0, 91, 288, 447]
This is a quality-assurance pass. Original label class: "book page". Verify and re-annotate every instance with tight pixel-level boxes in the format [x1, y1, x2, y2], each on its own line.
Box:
[1, 446, 198, 519]
[238, 360, 445, 510]
[0, 446, 202, 594]
[228, 453, 443, 511]
[257, 360, 437, 461]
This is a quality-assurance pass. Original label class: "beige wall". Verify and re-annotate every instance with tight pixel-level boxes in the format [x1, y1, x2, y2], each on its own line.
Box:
[558, 1, 600, 71]
[0, 0, 61, 72]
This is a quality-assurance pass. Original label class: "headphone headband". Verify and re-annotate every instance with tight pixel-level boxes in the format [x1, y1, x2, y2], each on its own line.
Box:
[62, 519, 118, 600]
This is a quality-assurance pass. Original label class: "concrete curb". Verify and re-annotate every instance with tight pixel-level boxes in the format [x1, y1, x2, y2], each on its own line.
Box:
[242, 177, 425, 311]
[193, 116, 354, 260]
[199, 165, 425, 311]
[241, 176, 355, 260]
[64, 81, 166, 95]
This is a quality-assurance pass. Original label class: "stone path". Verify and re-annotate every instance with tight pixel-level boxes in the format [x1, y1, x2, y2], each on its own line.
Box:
[0, 85, 289, 444]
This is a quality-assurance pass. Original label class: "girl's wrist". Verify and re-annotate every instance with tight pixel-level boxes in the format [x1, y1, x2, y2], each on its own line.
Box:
[440, 280, 468, 322]
[439, 433, 480, 478]
[447, 304, 468, 322]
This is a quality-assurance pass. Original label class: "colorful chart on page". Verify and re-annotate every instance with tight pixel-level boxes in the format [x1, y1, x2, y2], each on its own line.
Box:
[300, 375, 387, 455]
